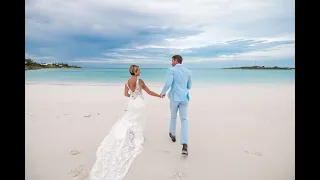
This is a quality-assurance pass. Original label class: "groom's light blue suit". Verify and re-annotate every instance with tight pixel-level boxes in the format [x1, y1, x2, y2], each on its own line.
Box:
[161, 64, 192, 145]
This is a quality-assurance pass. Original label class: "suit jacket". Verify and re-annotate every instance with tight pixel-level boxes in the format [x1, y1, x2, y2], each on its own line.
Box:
[161, 64, 192, 102]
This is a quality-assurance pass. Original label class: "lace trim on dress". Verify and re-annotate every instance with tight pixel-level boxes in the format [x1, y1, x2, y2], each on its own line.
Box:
[89, 78, 146, 180]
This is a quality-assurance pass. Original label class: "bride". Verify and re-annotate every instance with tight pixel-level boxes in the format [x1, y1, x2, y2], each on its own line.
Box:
[90, 65, 162, 180]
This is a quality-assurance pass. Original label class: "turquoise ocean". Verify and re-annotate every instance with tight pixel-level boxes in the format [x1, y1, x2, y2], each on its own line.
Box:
[25, 68, 295, 85]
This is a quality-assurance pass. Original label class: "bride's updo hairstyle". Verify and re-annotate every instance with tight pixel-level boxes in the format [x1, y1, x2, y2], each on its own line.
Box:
[129, 64, 139, 75]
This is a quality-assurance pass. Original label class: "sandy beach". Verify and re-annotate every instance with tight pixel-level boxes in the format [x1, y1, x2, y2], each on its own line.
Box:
[25, 83, 295, 180]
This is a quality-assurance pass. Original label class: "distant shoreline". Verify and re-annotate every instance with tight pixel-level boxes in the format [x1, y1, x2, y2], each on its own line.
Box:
[223, 66, 295, 70]
[25, 67, 81, 71]
[25, 81, 294, 88]
[25, 58, 81, 70]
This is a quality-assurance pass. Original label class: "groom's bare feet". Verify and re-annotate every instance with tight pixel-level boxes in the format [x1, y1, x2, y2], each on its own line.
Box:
[169, 132, 176, 142]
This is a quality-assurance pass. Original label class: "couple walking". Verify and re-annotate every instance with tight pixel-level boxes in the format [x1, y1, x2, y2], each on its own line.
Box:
[90, 55, 192, 180]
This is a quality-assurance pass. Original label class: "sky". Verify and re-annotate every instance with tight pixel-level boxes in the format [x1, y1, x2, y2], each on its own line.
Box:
[25, 0, 295, 68]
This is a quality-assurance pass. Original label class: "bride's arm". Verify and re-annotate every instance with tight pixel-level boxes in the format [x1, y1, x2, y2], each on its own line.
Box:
[139, 79, 161, 98]
[124, 84, 130, 97]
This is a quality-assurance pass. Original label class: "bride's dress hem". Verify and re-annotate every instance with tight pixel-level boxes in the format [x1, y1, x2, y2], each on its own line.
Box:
[90, 79, 146, 180]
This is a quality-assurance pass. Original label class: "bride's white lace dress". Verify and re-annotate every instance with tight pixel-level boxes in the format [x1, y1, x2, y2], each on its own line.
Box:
[90, 78, 146, 180]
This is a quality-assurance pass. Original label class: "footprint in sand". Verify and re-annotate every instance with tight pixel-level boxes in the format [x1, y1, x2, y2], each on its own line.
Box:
[69, 165, 84, 177]
[84, 114, 91, 117]
[170, 171, 184, 179]
[245, 150, 263, 156]
[69, 165, 88, 179]
[152, 150, 170, 154]
[69, 149, 81, 155]
[77, 172, 89, 180]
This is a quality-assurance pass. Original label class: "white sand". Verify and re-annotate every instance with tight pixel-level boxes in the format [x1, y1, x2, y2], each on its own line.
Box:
[25, 83, 295, 180]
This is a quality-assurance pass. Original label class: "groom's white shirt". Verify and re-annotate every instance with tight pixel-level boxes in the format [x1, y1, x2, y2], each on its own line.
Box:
[161, 64, 192, 101]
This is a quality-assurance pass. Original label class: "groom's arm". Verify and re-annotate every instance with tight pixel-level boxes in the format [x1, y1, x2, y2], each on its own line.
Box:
[161, 68, 174, 95]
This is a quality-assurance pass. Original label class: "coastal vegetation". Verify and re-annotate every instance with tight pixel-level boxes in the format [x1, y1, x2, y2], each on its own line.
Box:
[25, 58, 81, 70]
[223, 66, 294, 70]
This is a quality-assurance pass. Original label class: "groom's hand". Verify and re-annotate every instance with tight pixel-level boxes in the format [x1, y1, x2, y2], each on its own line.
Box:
[160, 94, 166, 98]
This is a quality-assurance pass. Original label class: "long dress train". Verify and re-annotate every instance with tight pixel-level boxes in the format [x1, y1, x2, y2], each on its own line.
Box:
[90, 78, 146, 180]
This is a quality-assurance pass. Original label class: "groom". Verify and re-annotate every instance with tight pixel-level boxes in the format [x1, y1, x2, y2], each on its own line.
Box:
[160, 55, 192, 155]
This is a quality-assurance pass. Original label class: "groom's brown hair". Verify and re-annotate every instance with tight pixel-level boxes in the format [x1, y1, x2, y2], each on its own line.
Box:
[172, 55, 183, 64]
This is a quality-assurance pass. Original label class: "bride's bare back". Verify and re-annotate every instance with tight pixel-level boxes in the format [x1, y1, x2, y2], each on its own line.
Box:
[124, 65, 161, 98]
[126, 77, 140, 92]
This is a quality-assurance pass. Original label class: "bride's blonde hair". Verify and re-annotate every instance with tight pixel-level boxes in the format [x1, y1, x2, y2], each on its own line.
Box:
[129, 64, 139, 75]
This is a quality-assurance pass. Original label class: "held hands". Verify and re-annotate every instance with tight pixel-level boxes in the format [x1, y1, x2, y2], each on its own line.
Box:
[160, 94, 166, 98]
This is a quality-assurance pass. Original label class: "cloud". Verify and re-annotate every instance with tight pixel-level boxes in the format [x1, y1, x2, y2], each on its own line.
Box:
[184, 43, 295, 62]
[72, 58, 167, 64]
[25, 0, 295, 67]
[102, 53, 150, 59]
[25, 52, 56, 63]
